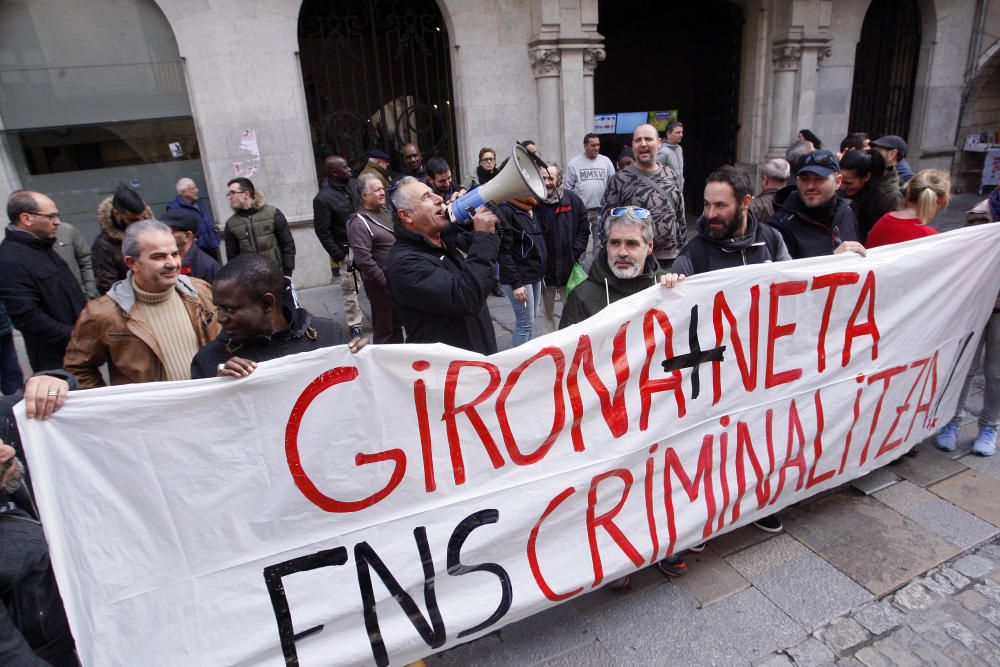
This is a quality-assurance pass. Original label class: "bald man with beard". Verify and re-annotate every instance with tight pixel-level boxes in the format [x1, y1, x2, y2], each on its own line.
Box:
[601, 123, 686, 270]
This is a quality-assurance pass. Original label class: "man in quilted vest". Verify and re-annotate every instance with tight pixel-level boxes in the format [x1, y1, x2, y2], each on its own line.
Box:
[223, 178, 296, 276]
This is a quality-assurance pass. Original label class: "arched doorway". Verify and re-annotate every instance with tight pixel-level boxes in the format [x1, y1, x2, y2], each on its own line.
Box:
[298, 0, 459, 177]
[594, 0, 743, 207]
[848, 0, 921, 138]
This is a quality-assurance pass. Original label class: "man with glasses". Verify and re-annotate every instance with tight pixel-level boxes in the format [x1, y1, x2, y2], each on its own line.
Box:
[223, 177, 296, 277]
[565, 133, 615, 252]
[474, 147, 499, 186]
[602, 124, 686, 270]
[0, 191, 86, 372]
[767, 150, 865, 259]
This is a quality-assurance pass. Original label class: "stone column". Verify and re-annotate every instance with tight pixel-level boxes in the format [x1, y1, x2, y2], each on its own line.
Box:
[530, 47, 562, 165]
[582, 47, 605, 134]
[559, 48, 586, 167]
[767, 43, 801, 158]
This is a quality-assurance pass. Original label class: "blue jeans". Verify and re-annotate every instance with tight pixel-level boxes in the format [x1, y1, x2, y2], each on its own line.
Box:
[502, 281, 541, 347]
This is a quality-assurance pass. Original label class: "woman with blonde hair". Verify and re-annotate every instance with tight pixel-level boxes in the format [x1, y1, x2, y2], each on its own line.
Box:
[865, 168, 950, 248]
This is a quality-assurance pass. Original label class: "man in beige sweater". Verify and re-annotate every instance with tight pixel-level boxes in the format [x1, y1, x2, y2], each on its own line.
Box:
[64, 220, 220, 388]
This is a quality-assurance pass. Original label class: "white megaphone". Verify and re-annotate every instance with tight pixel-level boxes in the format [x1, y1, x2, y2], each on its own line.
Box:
[448, 143, 547, 224]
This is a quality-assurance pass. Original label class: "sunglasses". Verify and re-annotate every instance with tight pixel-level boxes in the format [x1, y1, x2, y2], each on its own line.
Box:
[610, 206, 651, 219]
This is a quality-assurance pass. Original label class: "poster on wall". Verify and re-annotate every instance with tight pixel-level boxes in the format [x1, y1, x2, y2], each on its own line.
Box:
[982, 148, 1000, 190]
[593, 114, 617, 134]
[648, 110, 679, 132]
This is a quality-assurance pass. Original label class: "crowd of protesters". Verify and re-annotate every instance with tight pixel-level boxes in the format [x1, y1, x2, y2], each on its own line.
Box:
[0, 119, 997, 663]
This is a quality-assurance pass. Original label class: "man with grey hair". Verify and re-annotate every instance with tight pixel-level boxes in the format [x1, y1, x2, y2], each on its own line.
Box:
[165, 177, 219, 261]
[784, 139, 815, 186]
[560, 206, 665, 328]
[386, 176, 501, 354]
[64, 219, 220, 388]
[749, 158, 790, 223]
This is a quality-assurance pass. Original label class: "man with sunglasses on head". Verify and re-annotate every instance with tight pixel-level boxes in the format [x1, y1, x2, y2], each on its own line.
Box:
[602, 124, 686, 270]
[559, 206, 688, 582]
[0, 191, 86, 373]
[767, 150, 866, 259]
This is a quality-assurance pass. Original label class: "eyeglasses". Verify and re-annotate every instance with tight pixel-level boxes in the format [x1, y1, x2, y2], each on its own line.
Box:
[480, 156, 495, 163]
[801, 152, 839, 169]
[610, 206, 651, 219]
[29, 211, 60, 221]
[226, 190, 246, 198]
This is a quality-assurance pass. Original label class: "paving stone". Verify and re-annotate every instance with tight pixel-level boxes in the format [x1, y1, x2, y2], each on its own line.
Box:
[785, 637, 836, 667]
[893, 582, 938, 610]
[979, 580, 1000, 602]
[904, 613, 954, 649]
[708, 524, 782, 558]
[783, 492, 960, 596]
[930, 470, 1000, 526]
[875, 480, 999, 549]
[853, 600, 905, 635]
[955, 554, 999, 579]
[535, 641, 616, 667]
[815, 617, 870, 654]
[671, 546, 750, 609]
[921, 567, 971, 596]
[836, 658, 865, 667]
[959, 588, 994, 613]
[943, 620, 980, 649]
[961, 448, 1000, 482]
[427, 632, 504, 667]
[854, 646, 890, 667]
[873, 636, 923, 667]
[984, 626, 1000, 649]
[977, 541, 1000, 563]
[889, 626, 963, 667]
[850, 468, 901, 495]
[587, 582, 806, 665]
[753, 654, 794, 667]
[982, 605, 1000, 628]
[892, 444, 970, 487]
[726, 535, 872, 631]
[495, 600, 595, 665]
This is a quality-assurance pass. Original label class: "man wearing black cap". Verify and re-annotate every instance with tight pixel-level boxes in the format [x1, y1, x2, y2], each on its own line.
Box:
[871, 135, 913, 207]
[360, 149, 392, 189]
[161, 208, 221, 283]
[767, 150, 866, 259]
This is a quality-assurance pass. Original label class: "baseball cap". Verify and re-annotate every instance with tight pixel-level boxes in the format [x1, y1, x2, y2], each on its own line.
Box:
[871, 135, 908, 157]
[796, 150, 840, 178]
[160, 208, 200, 234]
[368, 149, 390, 161]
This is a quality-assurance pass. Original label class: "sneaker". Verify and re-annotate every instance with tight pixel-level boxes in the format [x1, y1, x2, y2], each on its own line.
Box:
[687, 543, 706, 553]
[349, 326, 364, 339]
[753, 515, 783, 533]
[657, 554, 688, 577]
[972, 426, 998, 457]
[935, 420, 961, 452]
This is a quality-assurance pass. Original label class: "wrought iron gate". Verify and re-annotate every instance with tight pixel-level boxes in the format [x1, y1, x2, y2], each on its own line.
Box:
[849, 0, 922, 139]
[298, 0, 458, 176]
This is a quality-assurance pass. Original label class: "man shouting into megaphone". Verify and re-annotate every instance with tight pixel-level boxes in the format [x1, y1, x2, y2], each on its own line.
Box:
[387, 176, 501, 355]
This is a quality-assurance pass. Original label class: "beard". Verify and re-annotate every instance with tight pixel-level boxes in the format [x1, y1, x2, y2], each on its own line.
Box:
[1, 457, 25, 493]
[610, 258, 643, 280]
[705, 211, 744, 240]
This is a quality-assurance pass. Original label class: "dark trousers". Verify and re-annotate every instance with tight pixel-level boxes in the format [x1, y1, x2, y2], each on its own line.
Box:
[0, 333, 23, 395]
[365, 282, 403, 344]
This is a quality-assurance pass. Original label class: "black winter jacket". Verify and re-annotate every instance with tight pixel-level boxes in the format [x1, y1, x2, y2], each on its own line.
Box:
[672, 212, 791, 276]
[0, 227, 86, 372]
[496, 204, 547, 289]
[0, 370, 79, 667]
[767, 188, 860, 259]
[560, 249, 662, 329]
[190, 307, 349, 379]
[536, 190, 589, 286]
[387, 225, 499, 355]
[313, 178, 359, 263]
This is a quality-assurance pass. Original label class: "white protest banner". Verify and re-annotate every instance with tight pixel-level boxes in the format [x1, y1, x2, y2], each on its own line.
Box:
[17, 224, 1000, 666]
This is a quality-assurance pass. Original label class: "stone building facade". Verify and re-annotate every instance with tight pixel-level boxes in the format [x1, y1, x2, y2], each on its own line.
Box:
[1, 0, 997, 288]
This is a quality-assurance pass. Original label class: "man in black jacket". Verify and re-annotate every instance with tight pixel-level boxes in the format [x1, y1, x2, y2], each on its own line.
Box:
[312, 155, 365, 337]
[670, 166, 790, 277]
[536, 163, 589, 332]
[386, 176, 501, 355]
[0, 191, 86, 372]
[766, 150, 866, 259]
[190, 254, 365, 379]
[162, 208, 221, 283]
[1, 372, 79, 666]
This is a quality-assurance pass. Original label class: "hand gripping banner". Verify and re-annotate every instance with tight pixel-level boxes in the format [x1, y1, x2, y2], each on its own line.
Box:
[17, 224, 1000, 666]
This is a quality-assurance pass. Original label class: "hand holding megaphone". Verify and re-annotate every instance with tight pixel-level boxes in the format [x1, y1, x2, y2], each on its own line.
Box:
[447, 143, 547, 224]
